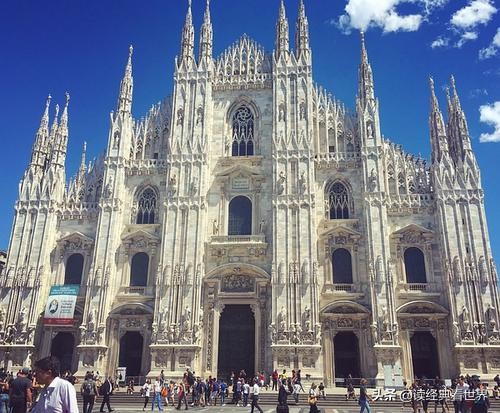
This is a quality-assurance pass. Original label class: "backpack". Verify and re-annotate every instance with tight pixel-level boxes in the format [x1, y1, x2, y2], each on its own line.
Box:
[83, 381, 93, 395]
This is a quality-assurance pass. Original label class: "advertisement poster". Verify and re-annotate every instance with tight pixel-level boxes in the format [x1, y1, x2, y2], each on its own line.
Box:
[43, 285, 80, 325]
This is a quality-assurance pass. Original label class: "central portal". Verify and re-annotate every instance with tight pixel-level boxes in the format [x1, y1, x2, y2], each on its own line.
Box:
[119, 331, 144, 378]
[217, 304, 255, 381]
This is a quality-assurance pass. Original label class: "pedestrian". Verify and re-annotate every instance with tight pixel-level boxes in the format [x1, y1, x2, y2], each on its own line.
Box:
[176, 381, 188, 410]
[30, 356, 78, 413]
[308, 383, 319, 413]
[0, 371, 11, 413]
[453, 376, 469, 413]
[151, 378, 163, 411]
[141, 379, 151, 411]
[358, 378, 373, 413]
[318, 382, 326, 400]
[292, 380, 300, 404]
[272, 370, 278, 392]
[220, 379, 227, 406]
[242, 379, 250, 407]
[250, 378, 263, 413]
[98, 376, 114, 412]
[8, 367, 32, 413]
[278, 379, 289, 407]
[296, 370, 305, 393]
[81, 372, 98, 413]
[471, 382, 489, 413]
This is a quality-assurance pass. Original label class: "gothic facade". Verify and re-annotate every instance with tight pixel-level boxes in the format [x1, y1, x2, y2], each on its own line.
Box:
[1, 1, 499, 384]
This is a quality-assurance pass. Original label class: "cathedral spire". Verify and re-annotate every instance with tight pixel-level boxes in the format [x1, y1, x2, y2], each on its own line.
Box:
[51, 92, 70, 168]
[117, 45, 134, 114]
[180, 0, 195, 65]
[446, 75, 473, 162]
[358, 31, 375, 109]
[30, 94, 52, 169]
[428, 77, 449, 164]
[199, 0, 213, 63]
[275, 0, 289, 59]
[78, 141, 87, 177]
[295, 0, 310, 59]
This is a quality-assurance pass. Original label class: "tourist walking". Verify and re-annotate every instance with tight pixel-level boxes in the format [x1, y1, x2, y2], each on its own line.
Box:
[277, 379, 290, 412]
[358, 378, 373, 413]
[242, 379, 250, 406]
[151, 378, 163, 411]
[0, 371, 9, 413]
[308, 383, 319, 413]
[176, 382, 188, 410]
[81, 372, 98, 413]
[30, 356, 78, 413]
[98, 376, 114, 412]
[453, 376, 469, 413]
[9, 368, 32, 413]
[250, 379, 263, 413]
[141, 379, 151, 411]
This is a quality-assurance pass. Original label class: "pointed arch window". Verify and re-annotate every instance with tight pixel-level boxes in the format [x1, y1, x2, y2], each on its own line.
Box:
[231, 105, 255, 156]
[136, 188, 157, 224]
[326, 182, 350, 219]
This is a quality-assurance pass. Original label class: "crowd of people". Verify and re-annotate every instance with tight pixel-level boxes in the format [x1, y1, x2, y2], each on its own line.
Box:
[0, 359, 498, 413]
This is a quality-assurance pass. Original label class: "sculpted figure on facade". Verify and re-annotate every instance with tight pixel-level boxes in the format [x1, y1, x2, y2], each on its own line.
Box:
[302, 306, 311, 332]
[212, 220, 219, 235]
[277, 171, 286, 195]
[259, 219, 266, 235]
[277, 306, 286, 333]
[298, 171, 307, 195]
[17, 307, 27, 333]
[168, 174, 177, 196]
[453, 256, 463, 283]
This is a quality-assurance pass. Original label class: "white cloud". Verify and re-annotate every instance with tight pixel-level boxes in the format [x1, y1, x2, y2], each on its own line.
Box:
[456, 31, 479, 47]
[451, 0, 497, 29]
[479, 101, 500, 143]
[479, 27, 500, 59]
[334, 0, 442, 33]
[431, 36, 449, 48]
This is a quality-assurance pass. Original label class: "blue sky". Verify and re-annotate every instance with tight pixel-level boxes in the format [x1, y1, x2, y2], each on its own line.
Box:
[0, 0, 499, 258]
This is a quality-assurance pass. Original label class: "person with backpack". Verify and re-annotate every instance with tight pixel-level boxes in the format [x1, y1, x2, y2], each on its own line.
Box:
[81, 372, 98, 413]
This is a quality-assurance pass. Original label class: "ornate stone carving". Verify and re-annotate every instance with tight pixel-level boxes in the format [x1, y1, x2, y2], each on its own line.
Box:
[221, 274, 255, 293]
[277, 171, 286, 195]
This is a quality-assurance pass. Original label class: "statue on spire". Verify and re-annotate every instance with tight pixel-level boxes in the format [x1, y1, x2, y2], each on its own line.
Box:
[199, 0, 213, 63]
[275, 0, 289, 60]
[295, 0, 310, 59]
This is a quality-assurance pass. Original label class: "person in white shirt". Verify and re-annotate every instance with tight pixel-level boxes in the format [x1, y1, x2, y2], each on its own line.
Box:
[453, 376, 470, 413]
[142, 379, 151, 411]
[250, 380, 263, 413]
[152, 379, 163, 411]
[31, 356, 78, 413]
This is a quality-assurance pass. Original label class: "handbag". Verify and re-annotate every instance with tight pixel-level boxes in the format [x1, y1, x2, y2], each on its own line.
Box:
[308, 395, 317, 406]
[161, 387, 168, 397]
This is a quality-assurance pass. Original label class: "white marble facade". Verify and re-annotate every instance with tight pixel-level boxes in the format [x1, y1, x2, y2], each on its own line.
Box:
[1, 1, 499, 384]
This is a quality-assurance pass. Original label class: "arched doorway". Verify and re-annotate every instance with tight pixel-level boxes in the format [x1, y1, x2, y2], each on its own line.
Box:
[217, 305, 255, 381]
[119, 332, 144, 377]
[334, 331, 360, 379]
[411, 331, 439, 379]
[51, 332, 75, 373]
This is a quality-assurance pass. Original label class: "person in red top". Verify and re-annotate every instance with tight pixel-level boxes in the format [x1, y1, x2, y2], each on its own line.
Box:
[272, 370, 279, 392]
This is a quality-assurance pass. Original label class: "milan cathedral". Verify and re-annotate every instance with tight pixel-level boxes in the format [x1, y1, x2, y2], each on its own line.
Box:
[1, 0, 499, 384]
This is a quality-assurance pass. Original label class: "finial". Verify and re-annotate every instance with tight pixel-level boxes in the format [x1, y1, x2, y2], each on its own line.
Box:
[429, 76, 435, 93]
[450, 74, 458, 97]
[55, 103, 60, 119]
[65, 91, 70, 107]
[129, 44, 134, 58]
[46, 94, 52, 108]
[188, 0, 192, 9]
[83, 141, 87, 154]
